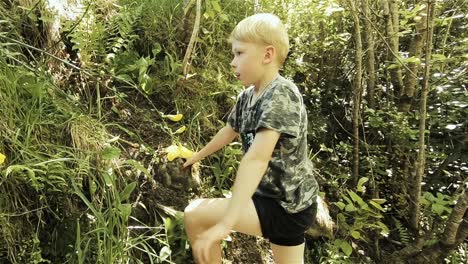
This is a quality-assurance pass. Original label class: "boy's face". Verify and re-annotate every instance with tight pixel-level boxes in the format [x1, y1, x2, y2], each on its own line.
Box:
[230, 40, 271, 88]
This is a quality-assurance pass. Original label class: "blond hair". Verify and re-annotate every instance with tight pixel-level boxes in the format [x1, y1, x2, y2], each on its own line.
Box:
[229, 13, 289, 65]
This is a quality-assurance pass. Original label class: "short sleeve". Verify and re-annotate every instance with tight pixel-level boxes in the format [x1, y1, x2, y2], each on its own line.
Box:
[227, 91, 246, 133]
[256, 86, 302, 138]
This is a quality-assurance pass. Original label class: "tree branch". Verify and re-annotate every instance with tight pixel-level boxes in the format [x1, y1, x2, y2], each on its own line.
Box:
[442, 190, 468, 245]
[182, 0, 201, 78]
[409, 0, 435, 234]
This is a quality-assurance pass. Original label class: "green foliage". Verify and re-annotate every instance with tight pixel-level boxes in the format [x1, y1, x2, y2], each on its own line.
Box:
[308, 239, 355, 264]
[65, 0, 141, 66]
[163, 212, 190, 263]
[420, 191, 455, 219]
[334, 188, 389, 257]
[0, 55, 77, 262]
[0, 30, 166, 263]
[365, 107, 419, 144]
[15, 233, 51, 264]
[210, 142, 243, 195]
[71, 167, 162, 263]
[445, 242, 467, 264]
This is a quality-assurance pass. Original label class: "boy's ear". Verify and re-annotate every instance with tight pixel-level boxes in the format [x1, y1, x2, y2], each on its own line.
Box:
[263, 45, 275, 64]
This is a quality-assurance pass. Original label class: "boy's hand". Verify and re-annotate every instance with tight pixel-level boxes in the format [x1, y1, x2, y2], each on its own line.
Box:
[183, 152, 200, 168]
[193, 222, 231, 263]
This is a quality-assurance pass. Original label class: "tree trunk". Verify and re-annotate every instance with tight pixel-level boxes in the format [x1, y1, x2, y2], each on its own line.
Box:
[362, 0, 376, 109]
[348, 0, 364, 185]
[441, 190, 468, 246]
[383, 0, 404, 99]
[182, 0, 201, 77]
[409, 0, 435, 236]
[399, 4, 429, 112]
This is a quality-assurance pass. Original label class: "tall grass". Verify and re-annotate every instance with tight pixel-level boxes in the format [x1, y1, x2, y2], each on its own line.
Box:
[0, 25, 169, 264]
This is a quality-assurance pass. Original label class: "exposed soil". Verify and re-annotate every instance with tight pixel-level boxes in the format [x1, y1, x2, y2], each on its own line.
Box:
[137, 176, 274, 263]
[224, 233, 274, 264]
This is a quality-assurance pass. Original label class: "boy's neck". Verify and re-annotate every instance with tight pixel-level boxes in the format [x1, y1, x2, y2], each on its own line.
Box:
[254, 69, 280, 93]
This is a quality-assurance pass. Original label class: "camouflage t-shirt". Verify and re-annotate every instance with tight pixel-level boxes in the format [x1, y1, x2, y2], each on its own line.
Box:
[227, 75, 318, 213]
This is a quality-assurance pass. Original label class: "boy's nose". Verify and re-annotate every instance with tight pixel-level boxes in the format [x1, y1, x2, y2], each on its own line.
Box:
[230, 58, 236, 68]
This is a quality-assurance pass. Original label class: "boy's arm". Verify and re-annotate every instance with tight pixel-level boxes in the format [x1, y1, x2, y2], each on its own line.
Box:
[184, 124, 238, 167]
[221, 127, 280, 227]
[192, 128, 280, 262]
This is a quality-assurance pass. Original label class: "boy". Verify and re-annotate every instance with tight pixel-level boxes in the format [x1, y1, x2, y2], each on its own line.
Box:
[183, 13, 318, 264]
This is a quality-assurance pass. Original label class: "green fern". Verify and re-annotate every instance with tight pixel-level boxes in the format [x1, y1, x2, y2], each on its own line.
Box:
[64, 1, 143, 66]
[393, 217, 410, 246]
[65, 10, 107, 64]
[107, 4, 141, 54]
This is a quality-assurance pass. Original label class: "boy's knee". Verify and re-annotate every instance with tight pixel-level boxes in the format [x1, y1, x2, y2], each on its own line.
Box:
[184, 199, 204, 223]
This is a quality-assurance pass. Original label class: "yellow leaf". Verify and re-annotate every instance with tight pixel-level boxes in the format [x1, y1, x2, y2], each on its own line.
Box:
[165, 114, 183, 122]
[165, 145, 180, 161]
[165, 145, 179, 153]
[167, 151, 178, 161]
[0, 152, 5, 165]
[179, 146, 193, 158]
[173, 125, 186, 134]
[165, 144, 193, 161]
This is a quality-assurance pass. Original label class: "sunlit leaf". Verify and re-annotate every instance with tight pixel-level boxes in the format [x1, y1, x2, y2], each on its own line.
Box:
[167, 151, 178, 161]
[335, 201, 346, 210]
[345, 203, 356, 212]
[166, 145, 179, 161]
[5, 165, 34, 178]
[404, 56, 421, 64]
[369, 201, 386, 212]
[348, 190, 365, 206]
[420, 196, 430, 206]
[173, 125, 187, 134]
[351, 230, 361, 239]
[371, 199, 386, 204]
[357, 177, 368, 193]
[159, 246, 171, 260]
[165, 114, 183, 121]
[432, 204, 448, 216]
[335, 239, 352, 256]
[101, 146, 121, 160]
[0, 152, 5, 165]
[119, 182, 137, 202]
[103, 172, 113, 187]
[340, 241, 352, 256]
[179, 145, 193, 158]
[377, 221, 390, 237]
[118, 203, 132, 221]
[165, 144, 193, 161]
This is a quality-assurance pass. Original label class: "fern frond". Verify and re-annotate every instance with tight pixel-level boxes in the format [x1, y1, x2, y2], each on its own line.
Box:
[393, 217, 410, 246]
[107, 5, 141, 54]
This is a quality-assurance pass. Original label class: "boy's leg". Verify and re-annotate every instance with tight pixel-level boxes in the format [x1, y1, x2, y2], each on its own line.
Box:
[184, 198, 262, 263]
[270, 242, 305, 264]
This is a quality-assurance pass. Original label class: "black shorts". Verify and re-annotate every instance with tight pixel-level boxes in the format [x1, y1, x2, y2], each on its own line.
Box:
[252, 194, 317, 246]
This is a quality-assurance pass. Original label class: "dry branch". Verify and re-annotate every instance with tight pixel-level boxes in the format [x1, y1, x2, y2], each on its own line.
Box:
[182, 0, 201, 77]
